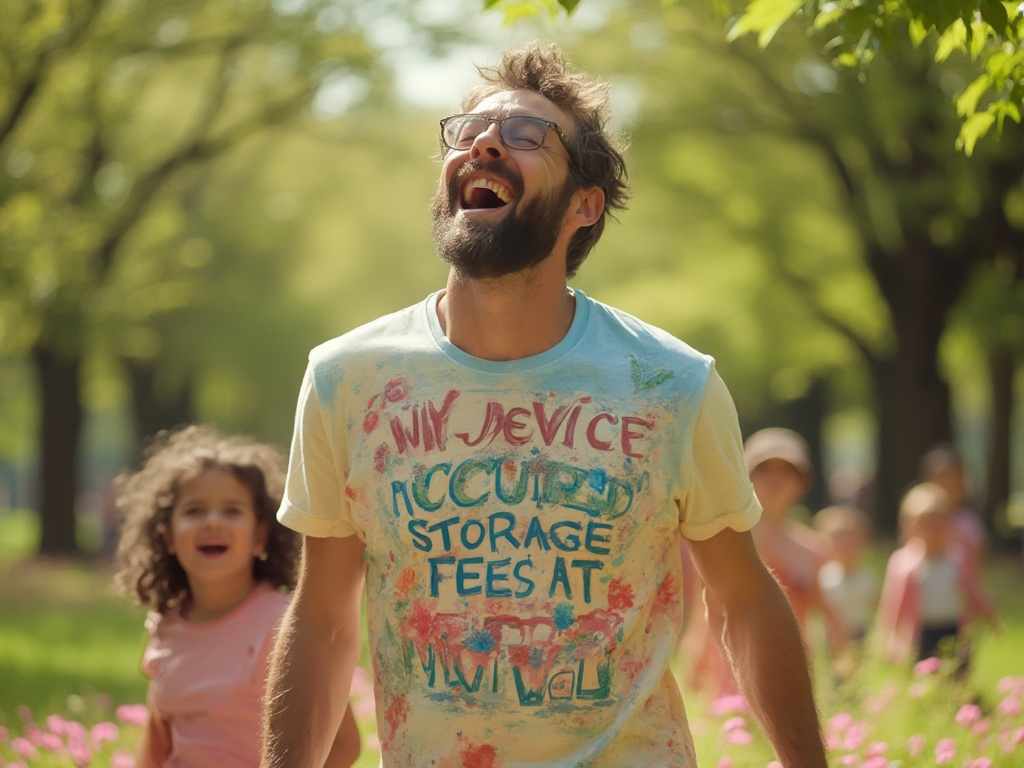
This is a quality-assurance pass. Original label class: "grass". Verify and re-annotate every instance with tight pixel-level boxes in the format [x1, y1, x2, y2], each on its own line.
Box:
[2, 508, 1023, 767]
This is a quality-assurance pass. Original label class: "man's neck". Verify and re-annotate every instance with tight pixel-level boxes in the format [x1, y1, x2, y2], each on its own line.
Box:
[439, 266, 576, 361]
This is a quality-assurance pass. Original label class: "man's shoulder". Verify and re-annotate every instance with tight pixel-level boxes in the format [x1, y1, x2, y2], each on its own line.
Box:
[308, 295, 434, 368]
[583, 293, 712, 365]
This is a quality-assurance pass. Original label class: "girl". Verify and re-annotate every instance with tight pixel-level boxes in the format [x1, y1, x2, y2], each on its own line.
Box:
[876, 482, 997, 668]
[114, 425, 360, 767]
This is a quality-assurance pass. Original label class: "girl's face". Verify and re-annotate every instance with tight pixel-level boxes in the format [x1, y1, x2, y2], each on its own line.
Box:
[166, 469, 268, 591]
[750, 458, 809, 521]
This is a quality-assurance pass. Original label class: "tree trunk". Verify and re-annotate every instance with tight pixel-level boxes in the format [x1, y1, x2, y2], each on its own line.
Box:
[984, 348, 1014, 538]
[870, 349, 952, 538]
[32, 342, 84, 557]
[124, 357, 195, 466]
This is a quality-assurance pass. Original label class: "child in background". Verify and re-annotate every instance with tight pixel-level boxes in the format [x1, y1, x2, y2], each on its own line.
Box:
[919, 444, 987, 580]
[113, 425, 360, 768]
[680, 428, 847, 697]
[744, 428, 848, 652]
[876, 482, 997, 669]
[813, 505, 878, 680]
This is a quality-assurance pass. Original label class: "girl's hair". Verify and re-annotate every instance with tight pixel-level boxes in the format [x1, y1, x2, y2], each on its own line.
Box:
[113, 424, 300, 613]
[899, 482, 952, 528]
[813, 505, 871, 538]
[461, 40, 629, 278]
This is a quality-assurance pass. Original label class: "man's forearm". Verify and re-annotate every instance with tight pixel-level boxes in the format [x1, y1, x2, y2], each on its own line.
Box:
[261, 605, 360, 768]
[720, 581, 827, 768]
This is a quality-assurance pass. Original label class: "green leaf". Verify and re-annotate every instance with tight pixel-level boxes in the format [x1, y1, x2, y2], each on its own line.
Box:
[558, 0, 581, 12]
[935, 19, 968, 62]
[908, 17, 930, 46]
[956, 110, 997, 155]
[980, 0, 1010, 33]
[957, 74, 991, 117]
[727, 0, 804, 47]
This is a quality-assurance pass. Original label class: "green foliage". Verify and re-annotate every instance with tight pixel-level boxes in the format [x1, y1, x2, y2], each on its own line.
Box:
[487, 0, 1024, 154]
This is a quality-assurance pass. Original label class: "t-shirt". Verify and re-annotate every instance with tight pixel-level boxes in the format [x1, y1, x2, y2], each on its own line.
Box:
[819, 561, 878, 637]
[280, 289, 760, 767]
[917, 554, 963, 625]
[141, 582, 289, 767]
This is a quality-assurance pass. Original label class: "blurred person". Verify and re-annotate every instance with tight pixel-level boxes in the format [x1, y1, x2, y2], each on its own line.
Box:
[262, 41, 826, 768]
[745, 428, 849, 650]
[113, 425, 359, 768]
[813, 504, 879, 679]
[684, 428, 849, 697]
[919, 444, 987, 578]
[876, 482, 997, 669]
[813, 505, 877, 643]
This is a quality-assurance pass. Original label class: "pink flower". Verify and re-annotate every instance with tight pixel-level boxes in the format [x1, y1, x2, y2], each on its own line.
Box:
[116, 704, 148, 726]
[0, 724, 8, 741]
[68, 739, 92, 766]
[12, 737, 38, 759]
[998, 676, 1024, 694]
[111, 752, 136, 768]
[935, 737, 956, 764]
[972, 719, 990, 737]
[722, 716, 746, 733]
[842, 723, 866, 751]
[91, 721, 119, 745]
[967, 759, 991, 768]
[828, 712, 854, 732]
[711, 694, 749, 716]
[766, 762, 783, 768]
[999, 695, 1022, 717]
[36, 731, 64, 751]
[914, 657, 942, 675]
[727, 728, 754, 745]
[862, 757, 888, 768]
[957, 704, 982, 725]
[838, 755, 859, 766]
[717, 759, 733, 768]
[865, 741, 888, 757]
[907, 734, 925, 756]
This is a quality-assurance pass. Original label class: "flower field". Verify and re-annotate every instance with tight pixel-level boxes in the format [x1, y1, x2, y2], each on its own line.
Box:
[1, 546, 1022, 767]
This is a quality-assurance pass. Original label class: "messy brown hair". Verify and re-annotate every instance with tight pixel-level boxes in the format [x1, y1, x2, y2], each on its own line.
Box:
[113, 424, 299, 613]
[461, 40, 629, 277]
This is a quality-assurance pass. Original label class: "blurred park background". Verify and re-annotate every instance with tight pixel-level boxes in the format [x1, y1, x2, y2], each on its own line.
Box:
[2, 0, 1023, 558]
[3, 0, 1024, 764]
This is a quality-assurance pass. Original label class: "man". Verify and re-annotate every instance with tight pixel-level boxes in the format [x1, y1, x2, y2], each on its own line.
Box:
[262, 41, 826, 768]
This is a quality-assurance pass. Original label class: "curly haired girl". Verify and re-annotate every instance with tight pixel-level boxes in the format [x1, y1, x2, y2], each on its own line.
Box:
[114, 424, 359, 768]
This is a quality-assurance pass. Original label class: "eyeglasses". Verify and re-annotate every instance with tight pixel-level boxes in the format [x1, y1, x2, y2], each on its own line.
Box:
[439, 113, 573, 157]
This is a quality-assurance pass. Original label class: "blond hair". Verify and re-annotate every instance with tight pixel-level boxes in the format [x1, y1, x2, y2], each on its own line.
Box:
[899, 482, 952, 529]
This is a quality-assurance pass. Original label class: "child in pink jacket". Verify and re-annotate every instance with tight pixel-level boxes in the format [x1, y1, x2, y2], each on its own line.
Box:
[876, 482, 997, 668]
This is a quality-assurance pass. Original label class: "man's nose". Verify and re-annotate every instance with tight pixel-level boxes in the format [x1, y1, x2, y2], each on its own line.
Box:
[470, 122, 507, 160]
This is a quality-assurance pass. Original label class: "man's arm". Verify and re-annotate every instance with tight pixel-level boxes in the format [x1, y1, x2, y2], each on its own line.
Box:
[262, 534, 366, 768]
[685, 527, 827, 768]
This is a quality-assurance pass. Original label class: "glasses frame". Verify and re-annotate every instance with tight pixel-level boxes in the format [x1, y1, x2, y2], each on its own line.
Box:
[439, 113, 574, 159]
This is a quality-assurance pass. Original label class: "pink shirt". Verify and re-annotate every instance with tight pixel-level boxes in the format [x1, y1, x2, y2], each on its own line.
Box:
[141, 582, 289, 767]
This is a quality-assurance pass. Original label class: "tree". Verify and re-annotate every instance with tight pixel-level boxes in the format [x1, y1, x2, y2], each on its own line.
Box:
[492, 0, 1024, 153]
[516, 1, 1023, 534]
[0, 0, 379, 555]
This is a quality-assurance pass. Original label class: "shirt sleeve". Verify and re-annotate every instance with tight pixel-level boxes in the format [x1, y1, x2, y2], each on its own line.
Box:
[278, 364, 361, 539]
[678, 365, 761, 541]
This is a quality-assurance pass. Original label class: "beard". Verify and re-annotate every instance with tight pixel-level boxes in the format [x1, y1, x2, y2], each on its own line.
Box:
[430, 160, 576, 280]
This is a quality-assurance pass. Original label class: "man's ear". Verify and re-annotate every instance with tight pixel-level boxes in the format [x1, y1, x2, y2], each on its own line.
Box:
[572, 185, 605, 228]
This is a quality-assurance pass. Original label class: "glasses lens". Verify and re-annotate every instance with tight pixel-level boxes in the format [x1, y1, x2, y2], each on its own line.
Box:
[444, 115, 486, 149]
[501, 117, 548, 149]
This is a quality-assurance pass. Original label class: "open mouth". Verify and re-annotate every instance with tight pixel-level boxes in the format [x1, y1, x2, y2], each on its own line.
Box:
[461, 178, 512, 210]
[198, 544, 228, 555]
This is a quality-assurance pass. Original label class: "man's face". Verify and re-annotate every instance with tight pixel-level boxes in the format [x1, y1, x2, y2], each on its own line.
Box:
[431, 90, 578, 280]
